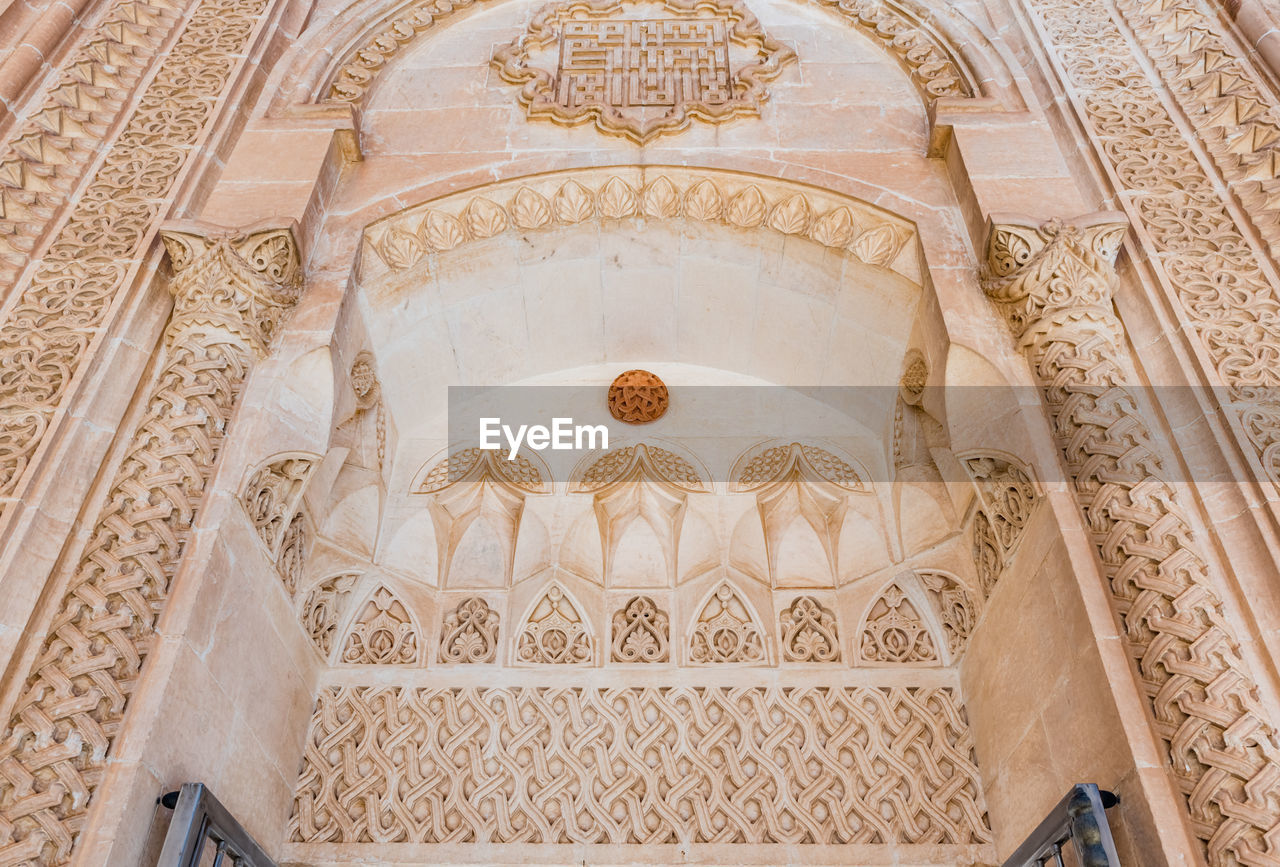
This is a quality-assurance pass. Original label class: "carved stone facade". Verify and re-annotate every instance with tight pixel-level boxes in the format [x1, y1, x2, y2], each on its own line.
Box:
[7, 0, 1280, 862]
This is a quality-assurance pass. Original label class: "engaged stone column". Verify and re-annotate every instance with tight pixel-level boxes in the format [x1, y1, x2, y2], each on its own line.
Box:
[0, 224, 300, 864]
[981, 213, 1280, 863]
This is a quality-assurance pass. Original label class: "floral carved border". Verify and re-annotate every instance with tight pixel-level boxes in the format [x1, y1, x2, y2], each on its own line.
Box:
[361, 167, 922, 284]
[489, 0, 796, 143]
[321, 0, 970, 107]
[1024, 0, 1280, 487]
[0, 0, 274, 511]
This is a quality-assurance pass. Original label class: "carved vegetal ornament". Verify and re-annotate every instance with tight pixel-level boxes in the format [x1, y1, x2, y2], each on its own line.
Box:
[0, 224, 300, 864]
[491, 0, 795, 142]
[982, 214, 1280, 862]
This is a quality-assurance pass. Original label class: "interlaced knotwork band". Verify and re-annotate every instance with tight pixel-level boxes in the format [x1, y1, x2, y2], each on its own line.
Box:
[0, 225, 300, 865]
[982, 214, 1280, 863]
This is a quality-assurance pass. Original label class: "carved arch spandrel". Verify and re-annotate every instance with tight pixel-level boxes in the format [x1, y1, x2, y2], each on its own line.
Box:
[338, 582, 424, 665]
[279, 0, 1017, 111]
[855, 569, 977, 666]
[686, 580, 770, 665]
[513, 582, 595, 665]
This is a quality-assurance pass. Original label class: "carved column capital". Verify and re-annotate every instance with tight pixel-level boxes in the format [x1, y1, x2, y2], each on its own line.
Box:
[980, 212, 1128, 345]
[159, 221, 302, 357]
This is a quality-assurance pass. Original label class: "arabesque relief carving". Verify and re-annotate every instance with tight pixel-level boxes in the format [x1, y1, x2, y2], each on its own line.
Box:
[689, 582, 767, 664]
[0, 225, 300, 864]
[962, 454, 1038, 600]
[439, 596, 501, 663]
[299, 573, 361, 659]
[608, 369, 669, 423]
[516, 584, 593, 664]
[290, 686, 993, 845]
[0, 0, 182, 289]
[918, 571, 978, 658]
[858, 581, 937, 664]
[0, 0, 273, 511]
[241, 456, 316, 556]
[983, 214, 1280, 863]
[611, 595, 671, 662]
[341, 584, 420, 665]
[779, 595, 840, 663]
[491, 0, 796, 143]
[278, 510, 309, 596]
[323, 0, 968, 108]
[363, 169, 920, 284]
[1026, 0, 1280, 489]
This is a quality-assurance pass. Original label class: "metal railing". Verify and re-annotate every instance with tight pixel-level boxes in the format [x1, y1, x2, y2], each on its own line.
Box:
[156, 783, 277, 867]
[1002, 784, 1122, 867]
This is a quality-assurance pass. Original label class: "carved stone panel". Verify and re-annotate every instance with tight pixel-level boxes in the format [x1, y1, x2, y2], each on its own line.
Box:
[340, 585, 420, 665]
[516, 585, 593, 664]
[611, 595, 670, 662]
[291, 686, 994, 845]
[779, 596, 840, 663]
[689, 582, 767, 664]
[858, 582, 938, 664]
[439, 596, 500, 663]
[299, 573, 361, 659]
[491, 0, 796, 142]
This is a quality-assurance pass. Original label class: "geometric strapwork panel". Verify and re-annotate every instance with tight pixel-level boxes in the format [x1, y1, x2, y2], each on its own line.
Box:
[289, 686, 993, 845]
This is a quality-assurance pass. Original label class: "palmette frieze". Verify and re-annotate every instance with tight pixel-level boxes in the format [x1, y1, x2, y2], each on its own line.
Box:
[362, 169, 921, 284]
[0, 225, 300, 865]
[982, 215, 1280, 863]
[288, 685, 993, 846]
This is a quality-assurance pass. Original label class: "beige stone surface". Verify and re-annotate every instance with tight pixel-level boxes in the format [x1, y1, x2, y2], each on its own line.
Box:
[2, 0, 1279, 861]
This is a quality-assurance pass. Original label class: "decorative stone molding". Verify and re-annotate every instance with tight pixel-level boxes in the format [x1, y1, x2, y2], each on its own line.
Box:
[438, 596, 501, 663]
[961, 453, 1038, 557]
[299, 573, 361, 659]
[899, 351, 927, 405]
[688, 582, 767, 664]
[490, 0, 796, 143]
[779, 596, 841, 663]
[858, 581, 937, 664]
[0, 224, 300, 864]
[0, 0, 182, 290]
[515, 584, 593, 664]
[732, 441, 865, 491]
[340, 584, 421, 665]
[918, 570, 978, 658]
[982, 213, 1280, 862]
[572, 442, 706, 493]
[607, 369, 669, 423]
[415, 446, 548, 494]
[362, 168, 921, 285]
[290, 685, 993, 845]
[240, 455, 317, 556]
[278, 509, 309, 597]
[970, 511, 1001, 598]
[321, 0, 970, 108]
[610, 595, 671, 662]
[0, 0, 274, 509]
[1025, 0, 1280, 490]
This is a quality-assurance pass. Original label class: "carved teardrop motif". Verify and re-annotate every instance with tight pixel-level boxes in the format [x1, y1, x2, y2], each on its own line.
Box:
[598, 176, 637, 219]
[464, 197, 508, 239]
[642, 176, 680, 218]
[511, 186, 552, 229]
[811, 206, 857, 247]
[422, 209, 465, 251]
[727, 185, 767, 228]
[768, 193, 811, 234]
[684, 179, 723, 222]
[553, 180, 594, 223]
[378, 226, 424, 271]
[854, 224, 907, 266]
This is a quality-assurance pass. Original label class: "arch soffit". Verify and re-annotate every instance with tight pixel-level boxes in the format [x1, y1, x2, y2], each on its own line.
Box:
[357, 165, 927, 287]
[273, 0, 1019, 112]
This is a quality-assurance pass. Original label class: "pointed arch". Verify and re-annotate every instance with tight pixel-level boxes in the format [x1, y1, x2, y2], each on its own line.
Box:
[338, 582, 423, 665]
[687, 580, 770, 665]
[513, 581, 595, 664]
